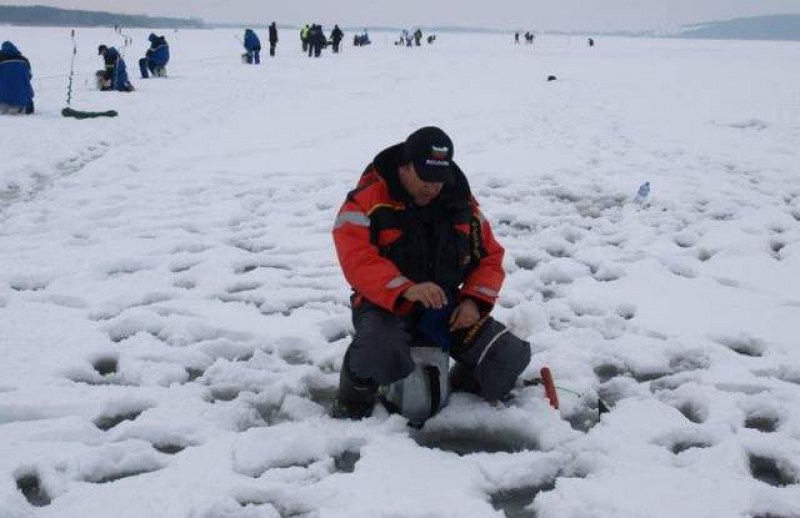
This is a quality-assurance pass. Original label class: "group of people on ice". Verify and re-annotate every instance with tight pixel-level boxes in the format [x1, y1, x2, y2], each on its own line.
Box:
[297, 24, 346, 56]
[241, 24, 280, 63]
[0, 32, 171, 116]
[395, 28, 432, 47]
[514, 31, 536, 44]
[242, 23, 347, 61]
[353, 30, 371, 47]
[96, 33, 170, 92]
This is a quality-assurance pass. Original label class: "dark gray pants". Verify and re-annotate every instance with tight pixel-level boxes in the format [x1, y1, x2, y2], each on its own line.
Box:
[347, 301, 531, 401]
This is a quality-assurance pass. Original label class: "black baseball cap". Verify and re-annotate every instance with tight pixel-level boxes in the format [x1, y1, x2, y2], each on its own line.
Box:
[402, 126, 455, 184]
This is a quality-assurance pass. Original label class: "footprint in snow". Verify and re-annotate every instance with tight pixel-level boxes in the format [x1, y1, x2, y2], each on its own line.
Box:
[709, 333, 765, 358]
[94, 407, 148, 431]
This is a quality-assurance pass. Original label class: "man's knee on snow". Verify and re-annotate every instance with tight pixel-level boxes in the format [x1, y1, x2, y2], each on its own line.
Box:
[474, 336, 531, 401]
[349, 304, 415, 385]
[452, 317, 531, 401]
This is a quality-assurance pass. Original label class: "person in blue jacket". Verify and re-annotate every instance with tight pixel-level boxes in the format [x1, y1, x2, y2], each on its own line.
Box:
[139, 33, 170, 78]
[0, 41, 34, 115]
[97, 45, 134, 92]
[243, 29, 261, 64]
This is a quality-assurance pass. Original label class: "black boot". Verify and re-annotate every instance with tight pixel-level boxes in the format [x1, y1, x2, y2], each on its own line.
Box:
[449, 362, 480, 395]
[332, 352, 377, 419]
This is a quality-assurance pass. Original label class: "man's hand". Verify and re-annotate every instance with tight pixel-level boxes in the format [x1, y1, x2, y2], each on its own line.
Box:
[402, 282, 448, 309]
[449, 298, 481, 331]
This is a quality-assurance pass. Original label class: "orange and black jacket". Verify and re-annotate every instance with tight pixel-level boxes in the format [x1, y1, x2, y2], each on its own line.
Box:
[333, 143, 505, 315]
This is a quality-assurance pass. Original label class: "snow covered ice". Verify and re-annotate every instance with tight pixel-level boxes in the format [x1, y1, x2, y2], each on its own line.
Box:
[2, 27, 800, 518]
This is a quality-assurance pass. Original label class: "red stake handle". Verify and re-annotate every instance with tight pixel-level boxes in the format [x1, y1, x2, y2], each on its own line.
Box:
[540, 367, 559, 410]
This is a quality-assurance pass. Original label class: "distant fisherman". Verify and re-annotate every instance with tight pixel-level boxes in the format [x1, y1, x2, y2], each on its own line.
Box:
[97, 45, 134, 92]
[268, 22, 278, 57]
[330, 24, 344, 53]
[243, 29, 261, 64]
[308, 24, 326, 58]
[0, 41, 34, 114]
[139, 33, 170, 78]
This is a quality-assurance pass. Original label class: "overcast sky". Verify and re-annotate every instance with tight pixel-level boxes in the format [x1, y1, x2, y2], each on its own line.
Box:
[6, 0, 800, 30]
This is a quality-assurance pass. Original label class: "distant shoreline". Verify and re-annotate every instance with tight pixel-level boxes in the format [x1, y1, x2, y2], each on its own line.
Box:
[2, 6, 799, 41]
[0, 5, 204, 29]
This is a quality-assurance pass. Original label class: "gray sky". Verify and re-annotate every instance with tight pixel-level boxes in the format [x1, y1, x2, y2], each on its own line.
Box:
[7, 0, 800, 30]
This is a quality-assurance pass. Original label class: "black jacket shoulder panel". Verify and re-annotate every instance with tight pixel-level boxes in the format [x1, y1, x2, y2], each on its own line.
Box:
[372, 143, 408, 202]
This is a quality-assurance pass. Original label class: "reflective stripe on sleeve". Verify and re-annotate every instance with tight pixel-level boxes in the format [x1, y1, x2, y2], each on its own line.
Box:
[386, 276, 410, 289]
[475, 286, 498, 298]
[334, 211, 370, 229]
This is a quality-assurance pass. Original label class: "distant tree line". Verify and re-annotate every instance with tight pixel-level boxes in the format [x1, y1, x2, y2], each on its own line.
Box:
[0, 5, 204, 28]
[676, 15, 800, 41]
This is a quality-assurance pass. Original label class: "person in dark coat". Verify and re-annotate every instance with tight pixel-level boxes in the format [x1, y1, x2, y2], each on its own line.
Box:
[330, 25, 344, 53]
[268, 22, 278, 57]
[414, 28, 423, 46]
[0, 41, 34, 114]
[243, 28, 261, 64]
[139, 33, 170, 78]
[331, 127, 531, 419]
[307, 24, 326, 58]
[97, 45, 134, 92]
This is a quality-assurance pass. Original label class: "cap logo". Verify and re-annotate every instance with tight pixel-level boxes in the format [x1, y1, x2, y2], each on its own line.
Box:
[431, 145, 449, 160]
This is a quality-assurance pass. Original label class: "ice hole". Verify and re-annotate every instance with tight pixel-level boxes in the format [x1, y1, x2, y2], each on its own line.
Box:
[185, 367, 205, 382]
[711, 334, 765, 358]
[594, 364, 623, 383]
[332, 450, 361, 474]
[744, 414, 780, 433]
[412, 427, 538, 456]
[696, 248, 716, 262]
[16, 472, 51, 507]
[515, 256, 539, 271]
[490, 480, 556, 518]
[670, 441, 712, 454]
[152, 443, 186, 455]
[677, 402, 706, 424]
[93, 357, 118, 376]
[210, 386, 242, 402]
[94, 409, 146, 431]
[86, 467, 162, 484]
[749, 455, 798, 487]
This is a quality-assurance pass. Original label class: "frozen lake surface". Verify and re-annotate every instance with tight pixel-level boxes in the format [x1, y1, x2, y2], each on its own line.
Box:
[1, 27, 800, 518]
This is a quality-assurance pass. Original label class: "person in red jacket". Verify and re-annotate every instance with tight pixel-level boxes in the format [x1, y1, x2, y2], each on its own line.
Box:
[332, 126, 531, 419]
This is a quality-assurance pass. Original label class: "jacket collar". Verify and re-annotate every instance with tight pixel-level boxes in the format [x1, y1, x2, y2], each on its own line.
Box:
[371, 143, 472, 205]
